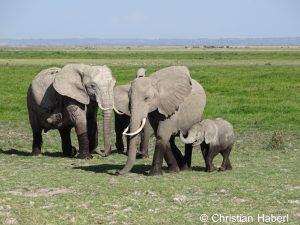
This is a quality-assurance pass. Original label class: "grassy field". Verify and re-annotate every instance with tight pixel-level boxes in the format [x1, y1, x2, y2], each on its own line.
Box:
[0, 48, 299, 224]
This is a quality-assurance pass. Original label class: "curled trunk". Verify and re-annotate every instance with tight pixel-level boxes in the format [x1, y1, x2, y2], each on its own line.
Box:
[180, 132, 195, 144]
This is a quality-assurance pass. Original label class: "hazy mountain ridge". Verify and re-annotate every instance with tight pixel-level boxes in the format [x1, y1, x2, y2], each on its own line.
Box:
[1, 37, 300, 47]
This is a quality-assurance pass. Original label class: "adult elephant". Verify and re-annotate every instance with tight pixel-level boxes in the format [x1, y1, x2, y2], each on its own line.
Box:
[117, 66, 206, 175]
[113, 68, 151, 158]
[27, 64, 116, 159]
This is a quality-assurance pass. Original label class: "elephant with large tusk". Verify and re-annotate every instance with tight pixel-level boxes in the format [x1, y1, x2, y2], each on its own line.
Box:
[27, 64, 116, 159]
[116, 66, 206, 175]
[113, 68, 151, 158]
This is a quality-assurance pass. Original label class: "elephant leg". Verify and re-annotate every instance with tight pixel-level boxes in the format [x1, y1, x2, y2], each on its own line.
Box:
[87, 104, 98, 153]
[87, 115, 98, 152]
[149, 131, 180, 175]
[75, 118, 92, 159]
[138, 120, 151, 158]
[115, 130, 124, 154]
[76, 132, 91, 159]
[219, 147, 232, 171]
[31, 129, 43, 156]
[164, 141, 180, 173]
[200, 142, 209, 169]
[149, 138, 167, 175]
[115, 114, 128, 154]
[183, 144, 193, 170]
[205, 147, 218, 172]
[169, 136, 185, 168]
[59, 127, 76, 157]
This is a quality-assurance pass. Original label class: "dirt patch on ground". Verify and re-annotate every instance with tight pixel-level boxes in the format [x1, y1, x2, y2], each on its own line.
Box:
[5, 188, 71, 197]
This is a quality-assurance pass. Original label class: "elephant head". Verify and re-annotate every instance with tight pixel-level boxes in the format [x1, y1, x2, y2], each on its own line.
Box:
[113, 84, 131, 116]
[120, 66, 192, 173]
[180, 119, 218, 146]
[53, 64, 115, 110]
[53, 64, 116, 153]
[136, 68, 146, 78]
[113, 68, 147, 116]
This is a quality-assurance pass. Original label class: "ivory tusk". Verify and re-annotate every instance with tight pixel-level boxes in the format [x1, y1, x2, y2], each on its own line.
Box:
[98, 104, 111, 111]
[123, 118, 146, 136]
[122, 126, 129, 134]
[113, 106, 125, 115]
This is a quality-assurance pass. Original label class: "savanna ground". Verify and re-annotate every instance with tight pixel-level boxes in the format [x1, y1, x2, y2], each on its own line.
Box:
[0, 47, 299, 225]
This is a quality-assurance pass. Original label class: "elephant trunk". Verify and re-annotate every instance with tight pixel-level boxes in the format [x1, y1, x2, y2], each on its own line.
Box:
[180, 131, 196, 144]
[116, 112, 142, 175]
[102, 109, 112, 155]
[102, 98, 113, 155]
[96, 88, 114, 111]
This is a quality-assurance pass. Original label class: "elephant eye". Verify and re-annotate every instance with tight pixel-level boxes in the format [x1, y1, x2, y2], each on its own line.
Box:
[144, 96, 150, 101]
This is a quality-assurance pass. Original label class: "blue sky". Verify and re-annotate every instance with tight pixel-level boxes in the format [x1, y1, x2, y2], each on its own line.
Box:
[0, 0, 299, 39]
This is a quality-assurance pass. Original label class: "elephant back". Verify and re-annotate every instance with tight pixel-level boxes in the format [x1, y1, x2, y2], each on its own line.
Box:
[31, 67, 61, 110]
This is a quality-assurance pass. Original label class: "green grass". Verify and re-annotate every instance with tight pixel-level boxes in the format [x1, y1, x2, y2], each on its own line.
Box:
[1, 48, 300, 60]
[0, 48, 299, 224]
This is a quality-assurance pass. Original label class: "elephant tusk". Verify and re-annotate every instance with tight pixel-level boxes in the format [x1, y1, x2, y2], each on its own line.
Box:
[179, 132, 195, 144]
[98, 103, 111, 111]
[123, 118, 146, 136]
[122, 126, 129, 134]
[113, 106, 125, 115]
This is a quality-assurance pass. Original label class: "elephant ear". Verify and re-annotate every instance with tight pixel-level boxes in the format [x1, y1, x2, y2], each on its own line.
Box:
[114, 84, 131, 115]
[202, 119, 218, 144]
[53, 64, 89, 105]
[151, 66, 192, 117]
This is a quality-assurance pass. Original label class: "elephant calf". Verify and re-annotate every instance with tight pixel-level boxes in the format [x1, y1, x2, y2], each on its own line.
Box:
[180, 118, 234, 172]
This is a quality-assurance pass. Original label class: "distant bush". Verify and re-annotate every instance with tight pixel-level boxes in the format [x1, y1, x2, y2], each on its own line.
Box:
[267, 131, 284, 150]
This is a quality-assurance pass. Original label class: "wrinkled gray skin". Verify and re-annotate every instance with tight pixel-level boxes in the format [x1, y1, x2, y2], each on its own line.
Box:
[27, 64, 115, 159]
[114, 68, 151, 158]
[180, 119, 234, 172]
[117, 66, 206, 175]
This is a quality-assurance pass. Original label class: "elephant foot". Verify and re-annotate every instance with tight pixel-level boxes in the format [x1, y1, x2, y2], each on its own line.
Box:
[100, 147, 112, 157]
[116, 148, 125, 154]
[115, 169, 130, 176]
[63, 146, 77, 157]
[31, 148, 41, 156]
[77, 152, 93, 159]
[218, 166, 226, 172]
[226, 164, 232, 170]
[206, 166, 217, 172]
[136, 151, 148, 159]
[167, 165, 180, 174]
[92, 148, 112, 157]
[148, 168, 163, 176]
[93, 148, 103, 154]
[99, 151, 110, 157]
[180, 164, 192, 171]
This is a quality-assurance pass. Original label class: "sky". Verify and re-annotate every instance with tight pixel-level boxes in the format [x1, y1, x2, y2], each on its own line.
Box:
[0, 0, 299, 39]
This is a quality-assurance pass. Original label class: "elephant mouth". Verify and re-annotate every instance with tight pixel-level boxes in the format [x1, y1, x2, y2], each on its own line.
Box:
[192, 139, 202, 146]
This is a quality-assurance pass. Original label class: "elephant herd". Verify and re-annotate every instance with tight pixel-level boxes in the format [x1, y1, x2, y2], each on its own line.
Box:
[27, 64, 235, 175]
